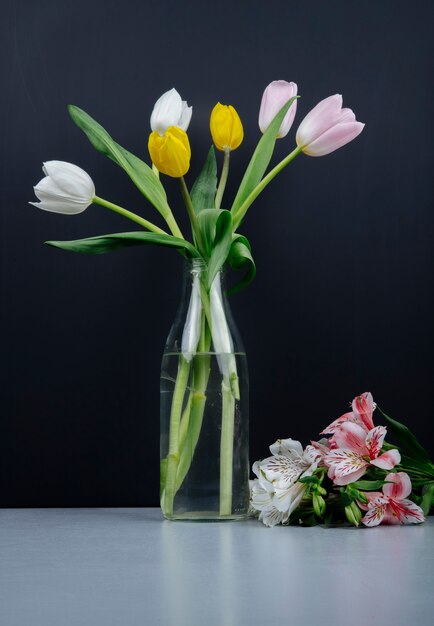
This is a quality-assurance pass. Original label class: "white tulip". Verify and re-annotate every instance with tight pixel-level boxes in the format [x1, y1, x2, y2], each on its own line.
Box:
[150, 88, 192, 136]
[30, 161, 95, 214]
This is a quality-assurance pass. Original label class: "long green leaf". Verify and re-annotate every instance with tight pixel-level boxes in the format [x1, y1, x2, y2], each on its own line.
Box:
[421, 483, 434, 516]
[227, 235, 256, 295]
[197, 209, 222, 257]
[352, 480, 389, 491]
[377, 406, 431, 461]
[45, 231, 201, 257]
[190, 146, 218, 213]
[68, 105, 171, 219]
[207, 210, 233, 288]
[231, 96, 299, 215]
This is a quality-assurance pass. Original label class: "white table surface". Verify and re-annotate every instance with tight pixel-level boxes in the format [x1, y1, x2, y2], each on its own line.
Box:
[0, 508, 433, 626]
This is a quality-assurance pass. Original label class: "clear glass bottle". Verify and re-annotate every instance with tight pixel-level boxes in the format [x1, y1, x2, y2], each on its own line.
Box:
[160, 259, 249, 520]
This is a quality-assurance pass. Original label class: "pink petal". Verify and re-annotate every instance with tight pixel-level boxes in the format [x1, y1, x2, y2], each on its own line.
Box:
[383, 472, 412, 500]
[332, 422, 368, 454]
[303, 121, 365, 157]
[321, 411, 354, 435]
[357, 491, 383, 511]
[259, 80, 298, 138]
[352, 392, 376, 431]
[389, 498, 425, 524]
[366, 425, 387, 459]
[361, 498, 388, 527]
[296, 94, 343, 147]
[370, 449, 401, 470]
[324, 449, 368, 485]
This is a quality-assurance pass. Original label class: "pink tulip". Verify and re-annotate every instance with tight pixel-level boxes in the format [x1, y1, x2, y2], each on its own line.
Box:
[259, 80, 298, 138]
[296, 94, 364, 156]
[361, 473, 425, 526]
[323, 423, 401, 486]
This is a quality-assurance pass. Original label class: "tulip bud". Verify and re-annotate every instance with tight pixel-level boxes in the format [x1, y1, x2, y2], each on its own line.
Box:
[210, 103, 244, 152]
[259, 80, 298, 138]
[148, 126, 191, 178]
[150, 88, 192, 136]
[296, 94, 365, 157]
[345, 501, 362, 527]
[30, 161, 95, 214]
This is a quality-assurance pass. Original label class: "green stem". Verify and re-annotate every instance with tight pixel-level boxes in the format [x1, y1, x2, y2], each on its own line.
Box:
[163, 356, 191, 517]
[179, 177, 205, 255]
[232, 145, 302, 230]
[93, 196, 168, 234]
[220, 378, 235, 516]
[215, 149, 230, 210]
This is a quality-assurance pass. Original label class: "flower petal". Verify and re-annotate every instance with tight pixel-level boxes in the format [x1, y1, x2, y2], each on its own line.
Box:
[179, 101, 193, 132]
[269, 438, 303, 458]
[258, 454, 305, 489]
[332, 422, 368, 454]
[42, 161, 95, 200]
[259, 505, 290, 527]
[370, 449, 401, 470]
[296, 94, 343, 147]
[383, 472, 412, 500]
[361, 499, 387, 527]
[324, 449, 368, 485]
[150, 88, 183, 135]
[274, 481, 306, 515]
[365, 425, 387, 459]
[352, 392, 376, 431]
[302, 121, 365, 157]
[389, 499, 425, 524]
[250, 479, 274, 512]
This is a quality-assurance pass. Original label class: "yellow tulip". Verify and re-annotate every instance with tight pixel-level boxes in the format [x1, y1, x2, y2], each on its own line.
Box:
[210, 103, 244, 152]
[148, 126, 191, 177]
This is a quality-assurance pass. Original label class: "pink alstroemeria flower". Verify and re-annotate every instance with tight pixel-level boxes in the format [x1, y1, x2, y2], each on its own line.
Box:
[324, 423, 401, 486]
[296, 94, 364, 157]
[321, 392, 376, 436]
[361, 472, 425, 527]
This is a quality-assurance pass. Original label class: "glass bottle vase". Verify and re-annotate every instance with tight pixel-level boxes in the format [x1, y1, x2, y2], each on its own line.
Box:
[160, 259, 249, 521]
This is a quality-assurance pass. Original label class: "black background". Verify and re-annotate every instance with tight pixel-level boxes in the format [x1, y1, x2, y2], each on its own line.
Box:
[1, 0, 433, 506]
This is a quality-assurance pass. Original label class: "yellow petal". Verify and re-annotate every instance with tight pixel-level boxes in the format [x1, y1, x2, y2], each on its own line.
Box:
[148, 126, 191, 178]
[210, 103, 243, 151]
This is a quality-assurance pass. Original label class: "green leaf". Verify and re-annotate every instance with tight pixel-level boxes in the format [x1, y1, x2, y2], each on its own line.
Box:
[45, 231, 201, 257]
[226, 235, 256, 295]
[231, 96, 299, 216]
[207, 210, 233, 288]
[190, 146, 218, 213]
[298, 475, 320, 485]
[197, 209, 222, 257]
[68, 105, 171, 219]
[377, 406, 431, 461]
[421, 483, 434, 516]
[351, 480, 390, 491]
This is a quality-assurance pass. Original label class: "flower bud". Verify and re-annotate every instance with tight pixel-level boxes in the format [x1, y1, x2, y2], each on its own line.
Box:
[148, 126, 191, 178]
[210, 103, 243, 152]
[150, 88, 192, 136]
[30, 161, 95, 214]
[259, 80, 298, 138]
[345, 501, 362, 526]
[313, 492, 326, 518]
[296, 94, 364, 157]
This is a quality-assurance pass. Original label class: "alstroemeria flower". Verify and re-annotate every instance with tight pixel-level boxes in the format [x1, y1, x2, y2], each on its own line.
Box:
[324, 423, 401, 486]
[30, 161, 95, 214]
[150, 88, 192, 136]
[296, 94, 364, 157]
[148, 126, 191, 177]
[361, 472, 425, 527]
[210, 103, 244, 152]
[250, 438, 321, 526]
[322, 392, 376, 436]
[258, 80, 298, 138]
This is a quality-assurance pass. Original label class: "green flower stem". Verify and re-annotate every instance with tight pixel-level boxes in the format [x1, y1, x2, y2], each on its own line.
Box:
[220, 377, 235, 516]
[179, 177, 205, 255]
[215, 149, 230, 210]
[93, 196, 168, 234]
[163, 355, 191, 517]
[232, 145, 303, 230]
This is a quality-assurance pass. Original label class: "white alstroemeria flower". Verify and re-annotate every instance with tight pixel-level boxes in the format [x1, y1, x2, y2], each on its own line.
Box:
[30, 161, 95, 214]
[209, 273, 239, 396]
[181, 273, 202, 362]
[150, 88, 192, 136]
[250, 438, 322, 527]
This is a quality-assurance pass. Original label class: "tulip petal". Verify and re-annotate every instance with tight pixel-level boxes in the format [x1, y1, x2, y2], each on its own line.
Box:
[296, 94, 343, 147]
[179, 101, 193, 132]
[302, 121, 365, 157]
[42, 161, 95, 200]
[150, 88, 183, 135]
[259, 80, 298, 138]
[383, 472, 412, 500]
[332, 422, 368, 454]
[370, 449, 401, 470]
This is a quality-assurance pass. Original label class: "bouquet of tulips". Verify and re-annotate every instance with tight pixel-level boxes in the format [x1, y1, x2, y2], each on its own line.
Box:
[30, 81, 365, 518]
[250, 392, 434, 527]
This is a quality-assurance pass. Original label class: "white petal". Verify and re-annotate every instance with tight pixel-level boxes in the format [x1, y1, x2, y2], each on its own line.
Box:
[259, 505, 289, 527]
[274, 481, 306, 514]
[259, 454, 305, 489]
[178, 101, 192, 131]
[269, 438, 303, 458]
[29, 198, 88, 215]
[150, 88, 183, 134]
[250, 480, 273, 512]
[42, 161, 94, 201]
